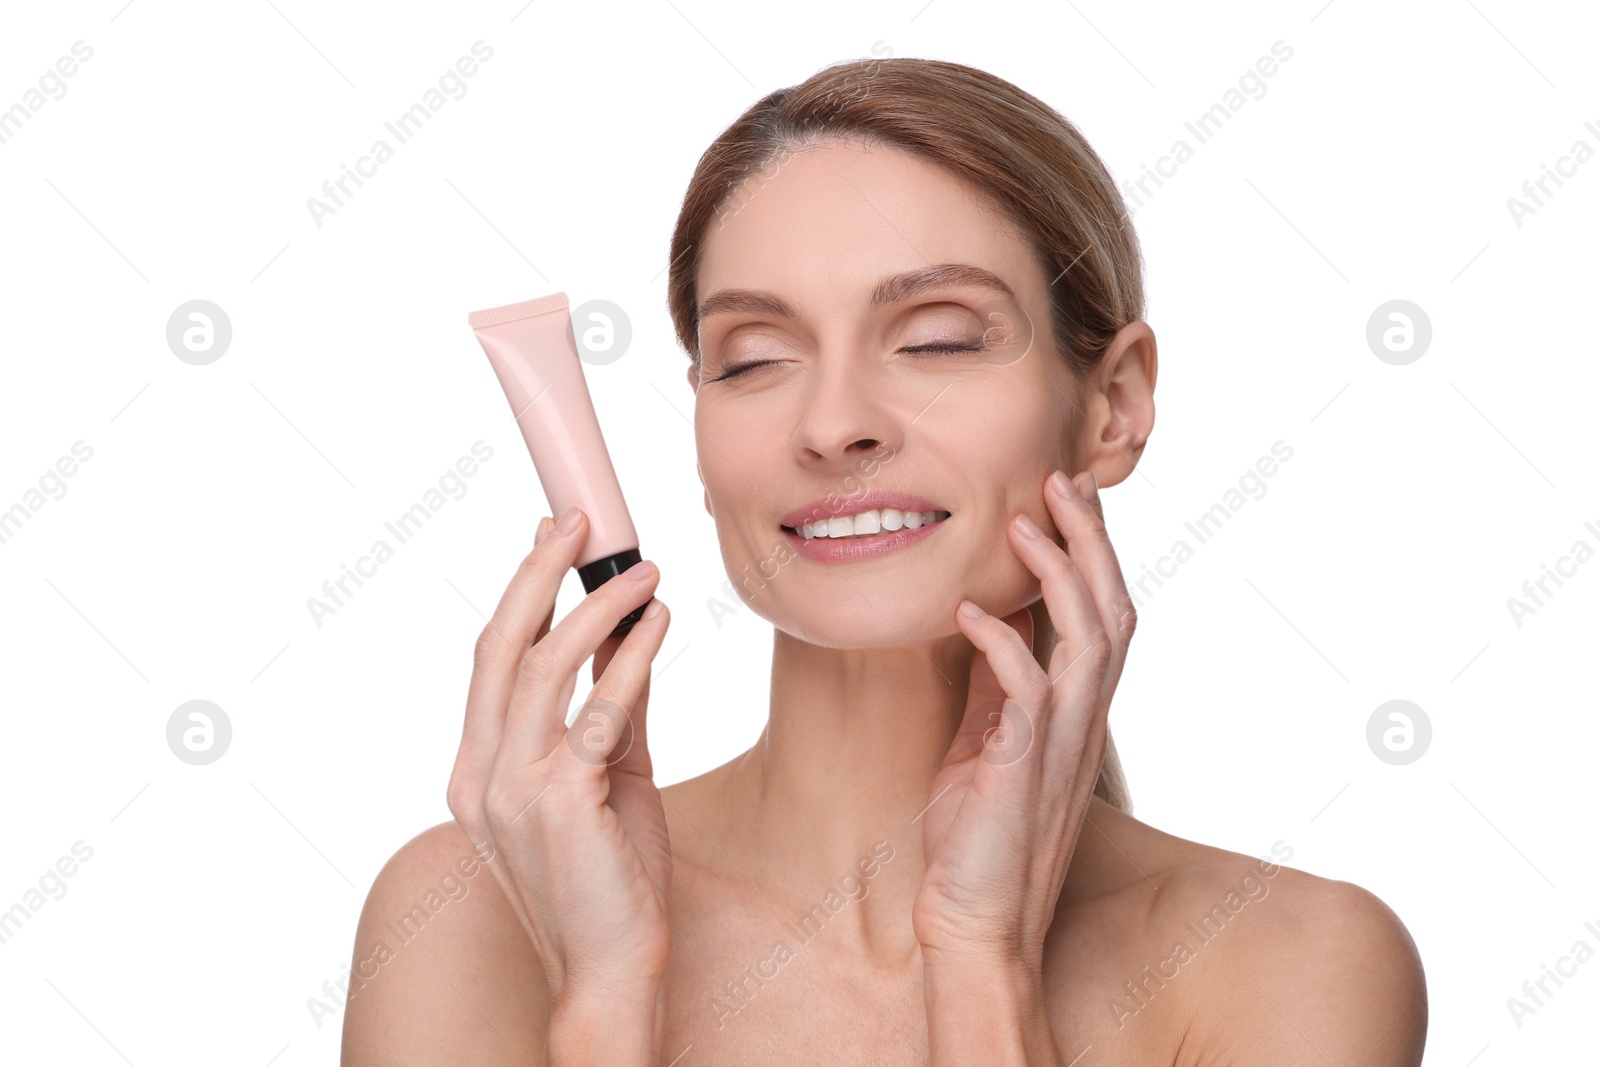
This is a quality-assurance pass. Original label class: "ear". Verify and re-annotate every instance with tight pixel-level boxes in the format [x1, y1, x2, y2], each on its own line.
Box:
[1077, 320, 1156, 489]
[686, 360, 700, 394]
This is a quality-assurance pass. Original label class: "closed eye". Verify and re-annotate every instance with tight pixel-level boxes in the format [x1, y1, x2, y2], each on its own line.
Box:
[899, 342, 984, 354]
[706, 360, 776, 383]
[708, 341, 984, 383]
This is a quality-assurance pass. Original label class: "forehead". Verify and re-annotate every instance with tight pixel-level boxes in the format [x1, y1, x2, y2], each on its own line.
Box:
[697, 140, 1041, 315]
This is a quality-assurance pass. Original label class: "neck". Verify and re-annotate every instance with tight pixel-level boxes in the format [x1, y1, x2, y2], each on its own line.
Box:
[712, 599, 1060, 965]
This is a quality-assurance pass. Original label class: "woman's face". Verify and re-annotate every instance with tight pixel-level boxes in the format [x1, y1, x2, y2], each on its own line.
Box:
[689, 138, 1082, 649]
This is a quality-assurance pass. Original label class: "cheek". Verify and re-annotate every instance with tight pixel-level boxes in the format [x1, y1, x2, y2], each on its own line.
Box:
[695, 408, 760, 503]
[696, 391, 783, 462]
[695, 442, 779, 566]
[942, 393, 1061, 491]
[944, 398, 1061, 588]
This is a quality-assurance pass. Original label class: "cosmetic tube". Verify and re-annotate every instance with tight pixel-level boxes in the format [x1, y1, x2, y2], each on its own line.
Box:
[468, 292, 645, 638]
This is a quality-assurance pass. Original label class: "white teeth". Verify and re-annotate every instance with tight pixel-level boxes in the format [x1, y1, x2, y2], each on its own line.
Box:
[795, 508, 949, 539]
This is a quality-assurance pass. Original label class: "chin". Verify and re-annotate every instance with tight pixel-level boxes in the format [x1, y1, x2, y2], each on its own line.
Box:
[767, 593, 963, 650]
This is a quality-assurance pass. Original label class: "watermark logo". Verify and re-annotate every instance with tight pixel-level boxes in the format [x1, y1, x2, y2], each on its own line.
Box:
[972, 296, 1035, 368]
[166, 300, 232, 365]
[1365, 300, 1431, 365]
[977, 697, 1035, 767]
[572, 299, 631, 366]
[167, 700, 232, 765]
[1366, 699, 1430, 765]
[564, 697, 634, 766]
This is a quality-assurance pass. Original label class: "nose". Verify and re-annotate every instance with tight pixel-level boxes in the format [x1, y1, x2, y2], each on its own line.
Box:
[790, 351, 901, 470]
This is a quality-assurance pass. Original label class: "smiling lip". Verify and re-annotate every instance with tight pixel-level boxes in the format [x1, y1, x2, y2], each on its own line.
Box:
[779, 490, 951, 565]
[782, 515, 948, 563]
[779, 490, 948, 530]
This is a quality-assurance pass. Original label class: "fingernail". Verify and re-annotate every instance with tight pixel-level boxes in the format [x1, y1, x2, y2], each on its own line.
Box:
[1050, 470, 1078, 499]
[555, 507, 583, 535]
[625, 560, 656, 579]
[1014, 513, 1044, 538]
[642, 599, 664, 620]
[1082, 471, 1100, 506]
[959, 599, 985, 618]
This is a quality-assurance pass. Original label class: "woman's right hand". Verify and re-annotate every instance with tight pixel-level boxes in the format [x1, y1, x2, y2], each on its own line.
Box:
[446, 505, 673, 1050]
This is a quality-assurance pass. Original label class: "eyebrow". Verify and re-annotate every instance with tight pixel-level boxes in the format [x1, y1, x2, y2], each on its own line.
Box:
[696, 263, 1017, 324]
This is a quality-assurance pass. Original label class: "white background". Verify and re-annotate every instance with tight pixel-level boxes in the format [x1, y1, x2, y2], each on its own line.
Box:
[1, 0, 1595, 1063]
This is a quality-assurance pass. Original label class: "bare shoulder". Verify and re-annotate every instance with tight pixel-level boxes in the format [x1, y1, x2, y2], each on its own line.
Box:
[1077, 804, 1427, 1064]
[340, 820, 549, 1066]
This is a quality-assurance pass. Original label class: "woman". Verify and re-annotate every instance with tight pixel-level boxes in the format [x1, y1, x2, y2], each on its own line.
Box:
[343, 58, 1426, 1064]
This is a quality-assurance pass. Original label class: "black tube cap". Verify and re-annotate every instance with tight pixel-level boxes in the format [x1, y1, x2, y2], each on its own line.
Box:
[578, 547, 647, 638]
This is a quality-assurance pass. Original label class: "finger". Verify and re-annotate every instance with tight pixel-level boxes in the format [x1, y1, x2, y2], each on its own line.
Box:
[1008, 603, 1036, 655]
[1043, 470, 1137, 671]
[462, 508, 590, 745]
[958, 605, 1032, 706]
[591, 610, 633, 684]
[1010, 505, 1104, 691]
[953, 601, 1051, 770]
[946, 605, 1031, 764]
[1076, 471, 1134, 649]
[450, 508, 590, 826]
[574, 600, 670, 781]
[1037, 475, 1126, 788]
[1078, 469, 1104, 523]
[500, 557, 662, 770]
[510, 510, 579, 652]
[1008, 501, 1113, 782]
[533, 516, 558, 644]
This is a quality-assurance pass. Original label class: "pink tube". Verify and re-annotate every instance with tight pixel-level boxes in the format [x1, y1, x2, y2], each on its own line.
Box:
[468, 292, 645, 637]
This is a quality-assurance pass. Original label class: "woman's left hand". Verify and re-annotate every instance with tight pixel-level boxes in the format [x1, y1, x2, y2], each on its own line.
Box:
[912, 468, 1137, 967]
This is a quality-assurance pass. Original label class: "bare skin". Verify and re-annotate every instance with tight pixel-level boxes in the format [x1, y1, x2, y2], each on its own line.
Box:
[342, 140, 1426, 1065]
[344, 797, 1423, 1064]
